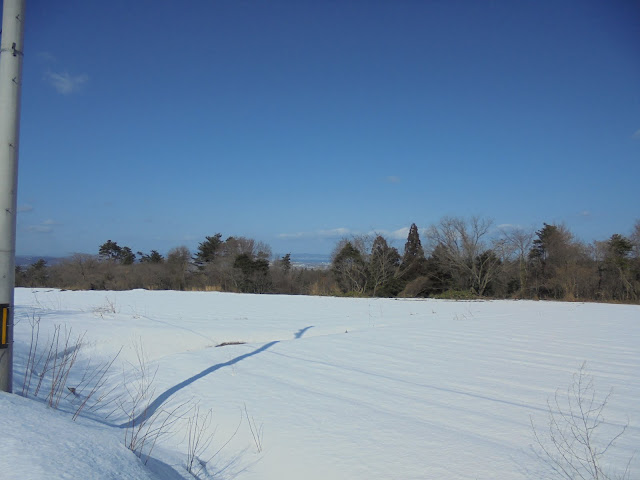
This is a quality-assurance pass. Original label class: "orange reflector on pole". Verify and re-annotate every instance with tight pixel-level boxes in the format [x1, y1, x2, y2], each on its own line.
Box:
[0, 305, 8, 348]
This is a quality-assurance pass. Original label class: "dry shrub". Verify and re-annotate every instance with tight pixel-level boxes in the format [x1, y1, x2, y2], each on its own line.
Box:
[531, 363, 633, 480]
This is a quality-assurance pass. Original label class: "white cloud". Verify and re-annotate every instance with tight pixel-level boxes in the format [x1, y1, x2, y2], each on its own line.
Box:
[46, 71, 88, 95]
[25, 219, 59, 234]
[318, 228, 351, 237]
[388, 227, 410, 240]
[367, 228, 409, 240]
[386, 176, 401, 184]
[633, 129, 640, 139]
[579, 210, 591, 217]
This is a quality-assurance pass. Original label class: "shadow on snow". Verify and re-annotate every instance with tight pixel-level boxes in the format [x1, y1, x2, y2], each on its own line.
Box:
[294, 325, 314, 339]
[117, 341, 279, 428]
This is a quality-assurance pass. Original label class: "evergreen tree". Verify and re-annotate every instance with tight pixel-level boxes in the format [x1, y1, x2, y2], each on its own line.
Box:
[528, 223, 582, 299]
[233, 253, 270, 293]
[607, 234, 633, 264]
[98, 240, 136, 265]
[24, 259, 49, 287]
[120, 247, 136, 265]
[99, 240, 122, 261]
[529, 223, 559, 263]
[280, 253, 292, 273]
[399, 223, 426, 281]
[599, 234, 636, 301]
[194, 234, 223, 266]
[138, 250, 164, 264]
[423, 244, 455, 295]
[403, 223, 424, 263]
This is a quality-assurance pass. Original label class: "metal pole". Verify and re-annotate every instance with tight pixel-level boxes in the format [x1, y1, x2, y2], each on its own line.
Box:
[0, 0, 26, 393]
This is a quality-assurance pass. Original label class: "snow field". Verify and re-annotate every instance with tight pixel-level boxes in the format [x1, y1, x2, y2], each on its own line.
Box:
[5, 288, 640, 480]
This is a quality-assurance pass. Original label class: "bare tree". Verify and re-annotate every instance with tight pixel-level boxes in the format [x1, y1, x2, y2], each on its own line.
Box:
[529, 223, 591, 300]
[630, 220, 640, 259]
[500, 226, 534, 297]
[50, 253, 102, 289]
[593, 235, 637, 301]
[630, 220, 640, 298]
[331, 237, 370, 294]
[166, 246, 191, 290]
[426, 216, 502, 296]
[369, 235, 401, 296]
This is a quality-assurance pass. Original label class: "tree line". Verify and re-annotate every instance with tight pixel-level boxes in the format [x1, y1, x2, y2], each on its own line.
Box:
[330, 218, 640, 302]
[15, 217, 640, 303]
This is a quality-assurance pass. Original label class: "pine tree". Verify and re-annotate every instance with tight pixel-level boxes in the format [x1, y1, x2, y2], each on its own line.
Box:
[194, 234, 223, 266]
[601, 234, 636, 301]
[529, 223, 558, 262]
[280, 253, 292, 273]
[99, 240, 122, 261]
[120, 247, 136, 265]
[403, 223, 424, 263]
[233, 253, 270, 293]
[400, 223, 426, 281]
[138, 250, 164, 264]
[99, 240, 136, 264]
[607, 234, 633, 264]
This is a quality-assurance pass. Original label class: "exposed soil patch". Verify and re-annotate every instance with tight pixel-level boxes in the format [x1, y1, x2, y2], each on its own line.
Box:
[215, 341, 247, 347]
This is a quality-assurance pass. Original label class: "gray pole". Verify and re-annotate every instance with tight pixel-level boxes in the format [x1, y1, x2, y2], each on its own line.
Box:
[0, 0, 26, 393]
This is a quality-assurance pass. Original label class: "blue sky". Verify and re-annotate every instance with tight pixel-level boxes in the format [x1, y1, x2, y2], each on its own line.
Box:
[8, 0, 640, 257]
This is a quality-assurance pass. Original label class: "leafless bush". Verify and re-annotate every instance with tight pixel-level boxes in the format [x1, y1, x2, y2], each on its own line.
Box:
[21, 314, 42, 397]
[21, 314, 121, 419]
[186, 405, 214, 475]
[530, 363, 633, 480]
[244, 403, 264, 453]
[46, 326, 85, 408]
[184, 406, 243, 479]
[71, 346, 122, 420]
[119, 342, 186, 464]
[93, 296, 118, 317]
[20, 316, 85, 408]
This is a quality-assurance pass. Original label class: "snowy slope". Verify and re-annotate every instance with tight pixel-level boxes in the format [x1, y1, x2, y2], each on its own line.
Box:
[4, 288, 639, 479]
[1, 391, 158, 480]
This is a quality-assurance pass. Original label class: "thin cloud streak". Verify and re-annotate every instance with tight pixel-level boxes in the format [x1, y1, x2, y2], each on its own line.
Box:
[26, 225, 53, 234]
[25, 219, 60, 234]
[278, 228, 352, 240]
[18, 204, 34, 213]
[278, 226, 413, 242]
[37, 51, 57, 63]
[46, 71, 89, 94]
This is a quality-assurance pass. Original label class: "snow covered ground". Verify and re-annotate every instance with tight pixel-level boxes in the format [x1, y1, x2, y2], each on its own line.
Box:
[3, 288, 639, 479]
